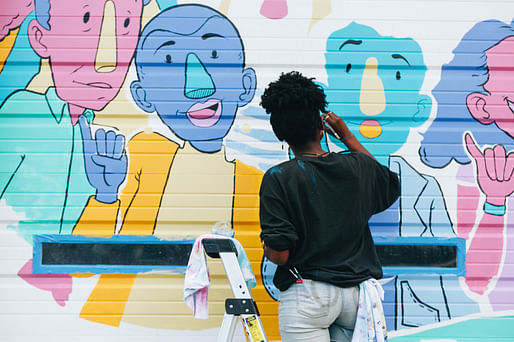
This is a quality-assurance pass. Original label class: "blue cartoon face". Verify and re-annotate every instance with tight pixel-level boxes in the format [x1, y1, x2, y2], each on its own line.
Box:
[131, 5, 256, 153]
[324, 22, 431, 162]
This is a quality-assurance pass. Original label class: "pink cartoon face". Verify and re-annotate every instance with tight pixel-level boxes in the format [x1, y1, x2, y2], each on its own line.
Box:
[467, 36, 514, 138]
[29, 0, 143, 111]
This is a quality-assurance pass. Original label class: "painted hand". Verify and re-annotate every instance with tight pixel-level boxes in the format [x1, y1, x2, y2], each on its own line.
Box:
[464, 132, 514, 207]
[79, 115, 127, 203]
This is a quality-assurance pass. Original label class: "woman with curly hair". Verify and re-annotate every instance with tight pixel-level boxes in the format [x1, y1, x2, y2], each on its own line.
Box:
[258, 71, 400, 341]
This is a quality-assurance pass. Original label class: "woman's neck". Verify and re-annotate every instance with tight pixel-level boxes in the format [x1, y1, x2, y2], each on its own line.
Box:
[291, 140, 327, 157]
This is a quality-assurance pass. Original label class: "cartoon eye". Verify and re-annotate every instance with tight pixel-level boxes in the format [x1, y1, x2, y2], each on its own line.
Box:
[165, 54, 172, 64]
[211, 50, 218, 59]
[124, 18, 130, 28]
[346, 63, 351, 73]
[396, 71, 401, 80]
[83, 12, 90, 24]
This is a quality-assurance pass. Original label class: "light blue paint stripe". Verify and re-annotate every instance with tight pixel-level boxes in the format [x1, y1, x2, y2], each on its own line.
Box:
[236, 127, 281, 141]
[373, 236, 466, 276]
[227, 140, 282, 156]
[33, 234, 195, 275]
[483, 202, 506, 216]
[390, 314, 514, 341]
[155, 0, 178, 10]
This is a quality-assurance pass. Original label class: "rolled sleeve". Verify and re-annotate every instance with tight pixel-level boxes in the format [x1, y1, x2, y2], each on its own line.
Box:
[259, 173, 298, 252]
[368, 156, 401, 214]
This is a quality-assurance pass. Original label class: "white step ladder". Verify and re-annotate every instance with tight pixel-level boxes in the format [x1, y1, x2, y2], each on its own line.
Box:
[202, 238, 268, 342]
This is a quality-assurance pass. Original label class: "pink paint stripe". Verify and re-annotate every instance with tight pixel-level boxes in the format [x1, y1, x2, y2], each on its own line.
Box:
[260, 0, 288, 19]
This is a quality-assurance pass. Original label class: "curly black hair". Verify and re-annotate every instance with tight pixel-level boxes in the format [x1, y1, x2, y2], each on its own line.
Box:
[260, 71, 327, 148]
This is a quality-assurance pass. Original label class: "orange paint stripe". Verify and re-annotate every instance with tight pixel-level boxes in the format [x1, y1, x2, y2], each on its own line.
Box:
[0, 28, 19, 74]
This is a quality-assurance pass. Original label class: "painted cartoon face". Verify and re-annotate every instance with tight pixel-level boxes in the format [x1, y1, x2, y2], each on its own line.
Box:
[33, 0, 143, 111]
[478, 36, 514, 137]
[324, 22, 431, 159]
[132, 5, 256, 152]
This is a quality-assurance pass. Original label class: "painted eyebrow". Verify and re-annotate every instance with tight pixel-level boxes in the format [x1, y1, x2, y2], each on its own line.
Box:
[202, 33, 225, 40]
[339, 39, 362, 50]
[155, 40, 176, 53]
[392, 53, 411, 66]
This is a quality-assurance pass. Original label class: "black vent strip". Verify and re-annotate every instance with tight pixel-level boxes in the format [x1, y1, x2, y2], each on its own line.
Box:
[376, 244, 457, 268]
[41, 242, 193, 266]
[40, 242, 457, 269]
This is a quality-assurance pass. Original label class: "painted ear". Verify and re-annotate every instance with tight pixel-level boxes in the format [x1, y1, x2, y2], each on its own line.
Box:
[467, 92, 493, 124]
[413, 95, 432, 125]
[28, 19, 50, 58]
[238, 67, 257, 107]
[130, 81, 155, 113]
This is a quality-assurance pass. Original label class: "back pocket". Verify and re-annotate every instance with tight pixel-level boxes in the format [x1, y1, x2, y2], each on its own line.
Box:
[296, 280, 332, 319]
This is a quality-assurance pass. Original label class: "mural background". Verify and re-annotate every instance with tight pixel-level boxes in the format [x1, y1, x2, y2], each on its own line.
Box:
[1, 0, 514, 341]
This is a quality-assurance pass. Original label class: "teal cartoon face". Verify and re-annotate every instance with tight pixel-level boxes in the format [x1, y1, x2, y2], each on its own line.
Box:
[325, 22, 431, 161]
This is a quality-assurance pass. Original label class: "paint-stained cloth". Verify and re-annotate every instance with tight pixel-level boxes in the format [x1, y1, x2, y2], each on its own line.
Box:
[184, 234, 256, 319]
[352, 278, 388, 342]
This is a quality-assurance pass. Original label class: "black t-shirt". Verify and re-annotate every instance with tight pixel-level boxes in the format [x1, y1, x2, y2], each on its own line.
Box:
[259, 152, 400, 291]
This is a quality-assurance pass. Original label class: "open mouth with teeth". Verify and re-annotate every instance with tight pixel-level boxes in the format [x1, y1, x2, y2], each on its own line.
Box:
[186, 99, 222, 127]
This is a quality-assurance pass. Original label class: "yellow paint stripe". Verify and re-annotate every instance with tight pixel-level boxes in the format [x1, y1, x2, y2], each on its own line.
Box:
[73, 197, 133, 327]
[233, 161, 281, 340]
[218, 0, 231, 15]
[79, 274, 137, 327]
[308, 0, 331, 33]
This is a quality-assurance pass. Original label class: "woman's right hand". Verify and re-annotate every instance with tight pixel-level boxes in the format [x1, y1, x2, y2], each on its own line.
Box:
[322, 111, 376, 160]
[321, 111, 351, 139]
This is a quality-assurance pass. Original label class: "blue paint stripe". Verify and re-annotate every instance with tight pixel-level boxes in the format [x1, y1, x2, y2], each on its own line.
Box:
[374, 236, 466, 276]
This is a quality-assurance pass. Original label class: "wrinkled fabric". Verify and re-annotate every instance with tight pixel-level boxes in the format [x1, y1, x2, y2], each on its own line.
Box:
[278, 279, 359, 342]
[352, 279, 388, 342]
[184, 234, 256, 319]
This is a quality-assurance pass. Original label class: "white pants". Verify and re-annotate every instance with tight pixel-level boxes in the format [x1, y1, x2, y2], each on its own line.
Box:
[278, 279, 359, 342]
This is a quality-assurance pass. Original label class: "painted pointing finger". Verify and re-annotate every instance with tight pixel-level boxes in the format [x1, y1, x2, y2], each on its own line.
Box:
[78, 115, 95, 154]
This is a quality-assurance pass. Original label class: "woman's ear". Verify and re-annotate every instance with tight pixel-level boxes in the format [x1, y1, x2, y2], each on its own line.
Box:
[466, 92, 493, 124]
[28, 19, 50, 58]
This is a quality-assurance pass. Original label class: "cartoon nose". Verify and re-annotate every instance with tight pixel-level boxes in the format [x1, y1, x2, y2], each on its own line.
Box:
[360, 57, 385, 116]
[185, 53, 215, 99]
[95, 0, 117, 73]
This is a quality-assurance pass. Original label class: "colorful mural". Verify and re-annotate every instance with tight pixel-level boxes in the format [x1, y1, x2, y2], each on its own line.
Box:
[1, 0, 514, 341]
[419, 19, 514, 313]
[323, 22, 478, 330]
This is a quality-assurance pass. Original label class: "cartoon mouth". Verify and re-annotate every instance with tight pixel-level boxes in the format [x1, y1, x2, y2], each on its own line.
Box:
[73, 80, 112, 89]
[186, 99, 222, 127]
[360, 120, 382, 139]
